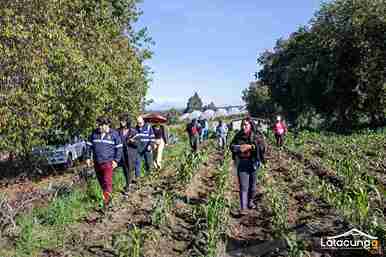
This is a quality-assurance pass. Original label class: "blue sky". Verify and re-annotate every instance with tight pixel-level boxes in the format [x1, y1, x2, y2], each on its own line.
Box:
[137, 0, 322, 110]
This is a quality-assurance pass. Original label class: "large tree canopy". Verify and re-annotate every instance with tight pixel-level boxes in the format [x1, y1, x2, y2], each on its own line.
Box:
[0, 0, 152, 158]
[184, 92, 203, 113]
[247, 0, 386, 130]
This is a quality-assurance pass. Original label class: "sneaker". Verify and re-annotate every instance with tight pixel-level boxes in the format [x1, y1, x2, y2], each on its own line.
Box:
[248, 202, 256, 209]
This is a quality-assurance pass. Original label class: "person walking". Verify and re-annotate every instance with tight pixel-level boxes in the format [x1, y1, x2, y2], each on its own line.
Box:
[134, 116, 155, 177]
[186, 118, 201, 152]
[230, 118, 265, 215]
[203, 119, 209, 140]
[118, 113, 137, 193]
[86, 116, 122, 209]
[152, 122, 168, 170]
[199, 118, 209, 142]
[216, 120, 228, 150]
[273, 115, 287, 147]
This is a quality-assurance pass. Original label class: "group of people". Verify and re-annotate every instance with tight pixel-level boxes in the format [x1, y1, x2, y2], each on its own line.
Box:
[185, 118, 207, 152]
[186, 118, 233, 152]
[85, 114, 168, 209]
[86, 112, 287, 214]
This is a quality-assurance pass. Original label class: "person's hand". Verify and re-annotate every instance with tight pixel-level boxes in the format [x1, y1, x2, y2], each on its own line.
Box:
[86, 159, 92, 167]
[147, 145, 152, 151]
[112, 160, 118, 169]
[240, 144, 252, 152]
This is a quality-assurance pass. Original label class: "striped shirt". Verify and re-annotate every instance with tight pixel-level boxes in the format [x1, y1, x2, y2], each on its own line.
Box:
[135, 123, 155, 153]
[86, 129, 122, 163]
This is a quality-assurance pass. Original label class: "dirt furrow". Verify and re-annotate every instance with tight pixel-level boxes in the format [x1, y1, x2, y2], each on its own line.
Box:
[225, 145, 352, 257]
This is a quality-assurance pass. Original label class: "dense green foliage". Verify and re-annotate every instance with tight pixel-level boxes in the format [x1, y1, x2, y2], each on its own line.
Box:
[164, 108, 181, 125]
[242, 81, 277, 118]
[245, 0, 386, 130]
[0, 0, 152, 159]
[184, 92, 203, 113]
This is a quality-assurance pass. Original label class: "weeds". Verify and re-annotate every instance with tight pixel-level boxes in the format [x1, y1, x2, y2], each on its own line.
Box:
[265, 182, 289, 238]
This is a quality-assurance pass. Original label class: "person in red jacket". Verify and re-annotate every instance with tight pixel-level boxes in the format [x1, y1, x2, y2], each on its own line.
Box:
[186, 119, 202, 152]
[273, 116, 287, 147]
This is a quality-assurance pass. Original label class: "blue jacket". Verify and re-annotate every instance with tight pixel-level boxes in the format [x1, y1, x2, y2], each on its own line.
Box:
[86, 128, 122, 164]
[216, 124, 228, 137]
[135, 123, 155, 153]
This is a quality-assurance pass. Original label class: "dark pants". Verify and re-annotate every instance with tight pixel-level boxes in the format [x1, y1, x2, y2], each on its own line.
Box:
[237, 159, 257, 209]
[121, 148, 136, 188]
[189, 135, 199, 152]
[95, 161, 113, 205]
[135, 151, 153, 177]
[275, 133, 284, 146]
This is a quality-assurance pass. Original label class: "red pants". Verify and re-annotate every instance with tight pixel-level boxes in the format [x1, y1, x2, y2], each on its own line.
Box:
[95, 161, 113, 203]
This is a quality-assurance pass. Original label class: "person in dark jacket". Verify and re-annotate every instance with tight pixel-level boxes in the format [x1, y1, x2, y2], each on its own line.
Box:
[186, 118, 201, 152]
[118, 113, 138, 193]
[152, 123, 168, 170]
[230, 118, 265, 215]
[86, 116, 122, 209]
[134, 116, 155, 177]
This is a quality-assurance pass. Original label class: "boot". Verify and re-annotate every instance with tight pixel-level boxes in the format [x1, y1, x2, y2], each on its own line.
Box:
[239, 191, 248, 215]
[248, 191, 257, 209]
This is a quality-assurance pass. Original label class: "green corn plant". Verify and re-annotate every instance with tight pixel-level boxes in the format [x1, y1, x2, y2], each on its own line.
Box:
[128, 225, 145, 257]
[112, 226, 146, 257]
[151, 191, 173, 227]
[176, 151, 194, 184]
[15, 215, 35, 256]
[112, 168, 126, 193]
[85, 178, 103, 206]
[205, 193, 229, 256]
[353, 186, 370, 226]
[265, 183, 289, 238]
[285, 233, 306, 257]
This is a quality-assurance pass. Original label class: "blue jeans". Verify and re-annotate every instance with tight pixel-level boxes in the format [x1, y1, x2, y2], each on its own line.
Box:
[237, 159, 259, 207]
[135, 151, 153, 177]
[201, 128, 208, 141]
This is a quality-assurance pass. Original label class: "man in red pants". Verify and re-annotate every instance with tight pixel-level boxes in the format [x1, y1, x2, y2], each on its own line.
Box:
[86, 116, 122, 210]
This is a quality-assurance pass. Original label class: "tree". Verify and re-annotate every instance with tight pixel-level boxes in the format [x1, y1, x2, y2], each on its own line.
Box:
[165, 108, 180, 125]
[184, 92, 203, 113]
[255, 0, 386, 130]
[242, 81, 277, 118]
[203, 102, 217, 111]
[0, 0, 152, 166]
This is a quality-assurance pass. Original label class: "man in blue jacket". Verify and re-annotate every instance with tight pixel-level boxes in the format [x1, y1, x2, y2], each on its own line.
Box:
[86, 116, 122, 209]
[134, 116, 155, 177]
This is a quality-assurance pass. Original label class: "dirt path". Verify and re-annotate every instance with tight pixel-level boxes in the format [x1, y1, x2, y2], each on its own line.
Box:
[225, 144, 353, 257]
[51, 144, 226, 257]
